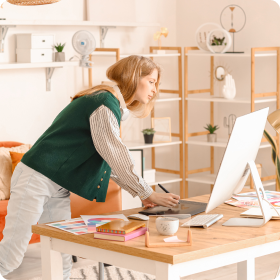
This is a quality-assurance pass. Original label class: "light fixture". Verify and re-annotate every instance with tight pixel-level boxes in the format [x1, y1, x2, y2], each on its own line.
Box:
[4, 0, 60, 5]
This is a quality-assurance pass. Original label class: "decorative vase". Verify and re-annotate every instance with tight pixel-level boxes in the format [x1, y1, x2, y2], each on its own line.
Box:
[55, 52, 65, 62]
[207, 133, 217, 142]
[144, 134, 154, 144]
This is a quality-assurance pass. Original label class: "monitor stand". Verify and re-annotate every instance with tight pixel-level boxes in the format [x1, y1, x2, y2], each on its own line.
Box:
[223, 160, 273, 227]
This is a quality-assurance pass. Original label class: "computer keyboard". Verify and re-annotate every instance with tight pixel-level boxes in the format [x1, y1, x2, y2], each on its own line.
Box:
[181, 214, 223, 229]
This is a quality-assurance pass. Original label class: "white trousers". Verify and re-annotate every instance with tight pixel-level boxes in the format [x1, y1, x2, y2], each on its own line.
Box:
[0, 162, 72, 280]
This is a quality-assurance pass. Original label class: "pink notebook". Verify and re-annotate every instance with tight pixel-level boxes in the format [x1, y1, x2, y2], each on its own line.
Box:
[94, 227, 147, 242]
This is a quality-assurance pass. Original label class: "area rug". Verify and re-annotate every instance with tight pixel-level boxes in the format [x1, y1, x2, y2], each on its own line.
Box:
[29, 263, 156, 280]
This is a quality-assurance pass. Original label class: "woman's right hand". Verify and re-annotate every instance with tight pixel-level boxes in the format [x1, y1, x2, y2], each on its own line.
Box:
[148, 192, 180, 208]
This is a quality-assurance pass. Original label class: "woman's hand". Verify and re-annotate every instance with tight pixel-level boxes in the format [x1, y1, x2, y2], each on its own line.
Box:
[141, 197, 157, 208]
[148, 192, 180, 208]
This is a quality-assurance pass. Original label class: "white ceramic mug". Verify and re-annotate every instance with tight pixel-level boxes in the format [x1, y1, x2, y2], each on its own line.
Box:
[155, 217, 179, 236]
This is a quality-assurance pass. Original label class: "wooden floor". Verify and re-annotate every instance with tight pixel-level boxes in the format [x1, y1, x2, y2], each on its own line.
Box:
[4, 243, 280, 280]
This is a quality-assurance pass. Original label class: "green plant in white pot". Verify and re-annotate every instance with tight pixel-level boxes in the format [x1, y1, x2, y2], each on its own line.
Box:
[204, 124, 219, 142]
[142, 128, 156, 144]
[54, 43, 66, 62]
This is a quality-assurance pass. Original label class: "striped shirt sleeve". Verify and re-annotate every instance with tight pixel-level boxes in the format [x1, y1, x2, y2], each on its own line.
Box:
[89, 105, 154, 200]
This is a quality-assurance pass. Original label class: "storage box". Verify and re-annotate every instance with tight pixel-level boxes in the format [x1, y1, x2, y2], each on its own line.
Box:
[245, 164, 262, 186]
[144, 169, 156, 183]
[17, 34, 54, 49]
[16, 49, 53, 63]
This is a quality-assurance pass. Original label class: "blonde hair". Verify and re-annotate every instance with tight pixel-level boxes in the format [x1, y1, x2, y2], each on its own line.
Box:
[71, 55, 162, 118]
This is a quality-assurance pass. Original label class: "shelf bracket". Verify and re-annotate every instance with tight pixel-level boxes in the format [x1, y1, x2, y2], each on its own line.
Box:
[0, 25, 16, 53]
[46, 67, 62, 91]
[99, 26, 116, 48]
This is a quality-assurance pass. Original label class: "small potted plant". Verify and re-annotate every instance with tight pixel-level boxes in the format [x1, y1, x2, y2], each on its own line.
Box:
[211, 36, 227, 53]
[142, 128, 156, 144]
[54, 43, 66, 62]
[204, 124, 219, 142]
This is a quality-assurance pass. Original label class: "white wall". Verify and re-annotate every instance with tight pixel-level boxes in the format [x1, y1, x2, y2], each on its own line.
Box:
[177, 0, 279, 197]
[0, 0, 181, 209]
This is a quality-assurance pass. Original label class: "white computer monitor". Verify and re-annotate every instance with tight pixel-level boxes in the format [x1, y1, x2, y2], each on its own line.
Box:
[205, 107, 272, 227]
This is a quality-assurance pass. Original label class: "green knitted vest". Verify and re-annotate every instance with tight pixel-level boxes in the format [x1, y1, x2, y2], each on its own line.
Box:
[21, 91, 121, 202]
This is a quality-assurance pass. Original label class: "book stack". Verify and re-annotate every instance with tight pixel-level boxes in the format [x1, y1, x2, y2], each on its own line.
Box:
[94, 220, 147, 241]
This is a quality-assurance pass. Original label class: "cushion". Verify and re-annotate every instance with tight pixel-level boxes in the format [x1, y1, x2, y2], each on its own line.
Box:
[9, 152, 25, 173]
[0, 144, 31, 200]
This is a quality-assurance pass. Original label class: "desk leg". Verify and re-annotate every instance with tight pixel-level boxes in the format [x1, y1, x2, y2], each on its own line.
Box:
[99, 262, 104, 280]
[41, 236, 63, 280]
[237, 258, 255, 280]
[155, 262, 180, 280]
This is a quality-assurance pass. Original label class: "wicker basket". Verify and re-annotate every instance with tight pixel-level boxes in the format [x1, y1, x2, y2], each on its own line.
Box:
[7, 0, 60, 5]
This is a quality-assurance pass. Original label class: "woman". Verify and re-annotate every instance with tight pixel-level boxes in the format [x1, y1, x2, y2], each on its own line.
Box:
[0, 55, 180, 280]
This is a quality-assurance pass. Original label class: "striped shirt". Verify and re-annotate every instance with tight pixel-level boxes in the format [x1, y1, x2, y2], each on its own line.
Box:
[89, 105, 154, 201]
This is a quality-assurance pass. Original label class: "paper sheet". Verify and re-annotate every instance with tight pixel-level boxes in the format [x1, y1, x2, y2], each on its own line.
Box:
[164, 236, 186, 243]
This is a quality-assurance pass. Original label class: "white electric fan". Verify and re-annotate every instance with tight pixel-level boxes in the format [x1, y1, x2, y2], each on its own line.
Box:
[71, 30, 96, 68]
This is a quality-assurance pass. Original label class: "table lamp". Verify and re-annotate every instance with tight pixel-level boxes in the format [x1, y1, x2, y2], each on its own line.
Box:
[265, 109, 280, 190]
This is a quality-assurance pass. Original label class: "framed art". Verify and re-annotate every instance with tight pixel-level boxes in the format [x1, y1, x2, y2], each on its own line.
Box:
[151, 117, 172, 143]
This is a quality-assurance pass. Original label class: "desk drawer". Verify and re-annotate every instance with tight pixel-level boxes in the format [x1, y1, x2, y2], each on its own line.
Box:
[17, 34, 54, 49]
[16, 49, 53, 63]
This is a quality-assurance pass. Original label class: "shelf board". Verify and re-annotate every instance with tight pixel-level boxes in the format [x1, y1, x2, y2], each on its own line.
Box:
[0, 61, 79, 70]
[126, 140, 182, 150]
[156, 97, 181, 103]
[185, 51, 277, 58]
[185, 173, 275, 188]
[185, 96, 276, 104]
[91, 53, 180, 58]
[186, 138, 271, 149]
[0, 19, 160, 27]
[146, 172, 182, 186]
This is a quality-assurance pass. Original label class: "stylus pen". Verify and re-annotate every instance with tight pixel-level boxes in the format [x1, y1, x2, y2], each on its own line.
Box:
[158, 184, 180, 204]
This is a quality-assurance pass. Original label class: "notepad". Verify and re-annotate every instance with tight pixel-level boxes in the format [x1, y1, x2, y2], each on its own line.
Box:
[96, 220, 146, 234]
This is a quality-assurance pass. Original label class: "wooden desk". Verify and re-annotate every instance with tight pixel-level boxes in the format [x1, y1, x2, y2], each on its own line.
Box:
[32, 194, 280, 280]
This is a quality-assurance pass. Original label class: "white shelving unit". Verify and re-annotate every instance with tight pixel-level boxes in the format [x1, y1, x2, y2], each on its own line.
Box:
[0, 61, 79, 91]
[184, 47, 280, 196]
[124, 140, 182, 150]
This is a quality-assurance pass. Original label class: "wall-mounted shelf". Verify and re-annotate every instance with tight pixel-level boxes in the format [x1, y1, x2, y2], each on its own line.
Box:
[125, 140, 182, 150]
[185, 96, 276, 104]
[0, 19, 160, 27]
[0, 61, 79, 91]
[0, 19, 160, 49]
[156, 97, 181, 103]
[185, 138, 271, 149]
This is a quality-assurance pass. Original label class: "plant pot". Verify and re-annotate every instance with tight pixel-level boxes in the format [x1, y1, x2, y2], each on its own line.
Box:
[144, 134, 154, 144]
[207, 133, 217, 142]
[211, 45, 226, 53]
[55, 52, 65, 62]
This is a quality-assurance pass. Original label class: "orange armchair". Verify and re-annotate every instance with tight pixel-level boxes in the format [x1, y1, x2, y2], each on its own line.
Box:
[0, 141, 122, 245]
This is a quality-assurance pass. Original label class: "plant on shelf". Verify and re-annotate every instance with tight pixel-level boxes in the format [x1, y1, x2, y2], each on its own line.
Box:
[204, 124, 219, 143]
[211, 36, 226, 46]
[210, 35, 227, 53]
[54, 43, 66, 62]
[142, 128, 156, 144]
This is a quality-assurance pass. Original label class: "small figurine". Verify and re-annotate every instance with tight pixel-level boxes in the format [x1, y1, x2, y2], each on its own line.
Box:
[153, 27, 168, 51]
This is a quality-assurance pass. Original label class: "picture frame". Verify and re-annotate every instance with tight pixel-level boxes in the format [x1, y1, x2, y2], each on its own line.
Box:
[151, 117, 172, 143]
